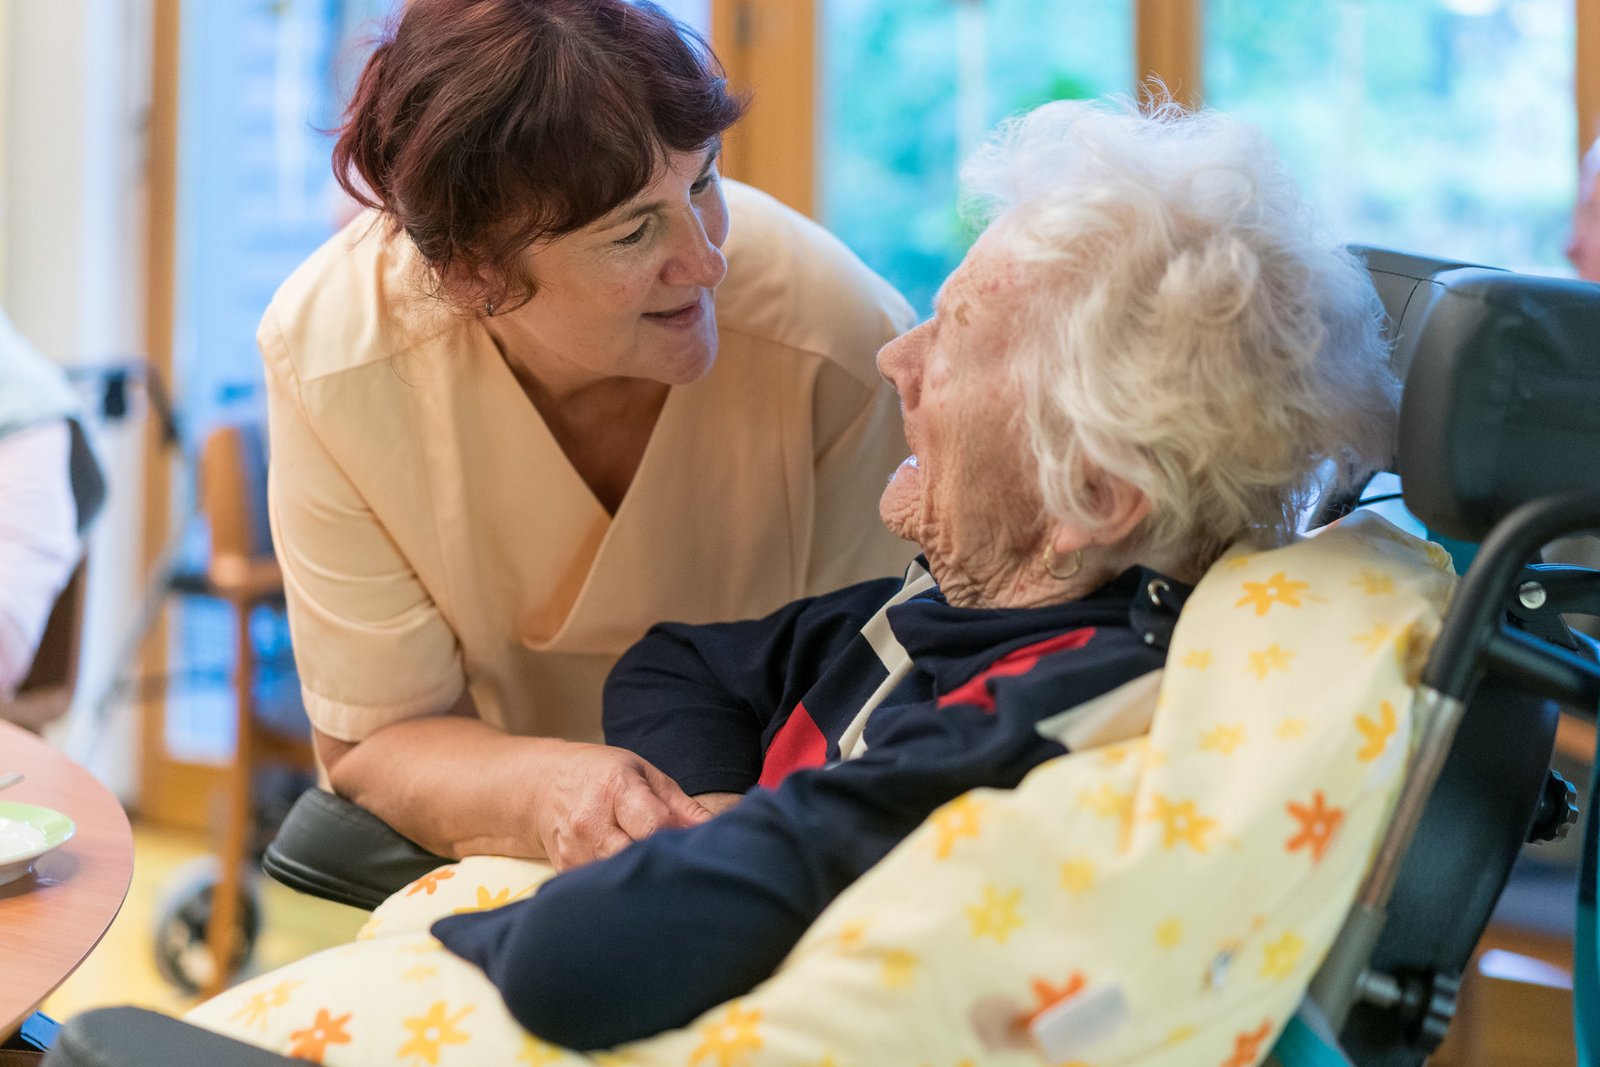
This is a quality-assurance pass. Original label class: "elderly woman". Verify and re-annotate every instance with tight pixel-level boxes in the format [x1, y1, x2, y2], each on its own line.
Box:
[426, 98, 1399, 1051]
[269, 0, 913, 870]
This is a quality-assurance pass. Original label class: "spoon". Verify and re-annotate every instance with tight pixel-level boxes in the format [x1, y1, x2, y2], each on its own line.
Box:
[0, 772, 22, 792]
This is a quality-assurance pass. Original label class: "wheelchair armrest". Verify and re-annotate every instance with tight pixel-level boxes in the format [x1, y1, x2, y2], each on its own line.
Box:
[262, 788, 448, 911]
[43, 1008, 297, 1067]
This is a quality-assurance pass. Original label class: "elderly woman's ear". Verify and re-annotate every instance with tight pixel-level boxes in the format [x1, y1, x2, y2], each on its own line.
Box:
[1045, 474, 1161, 585]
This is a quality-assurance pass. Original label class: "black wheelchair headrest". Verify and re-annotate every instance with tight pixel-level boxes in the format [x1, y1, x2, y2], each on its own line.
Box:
[1354, 246, 1600, 543]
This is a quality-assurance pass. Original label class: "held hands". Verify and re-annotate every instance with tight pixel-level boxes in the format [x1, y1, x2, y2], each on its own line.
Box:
[532, 742, 715, 871]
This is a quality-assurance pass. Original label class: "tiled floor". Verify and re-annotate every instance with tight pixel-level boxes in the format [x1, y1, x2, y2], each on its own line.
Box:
[42, 820, 366, 1024]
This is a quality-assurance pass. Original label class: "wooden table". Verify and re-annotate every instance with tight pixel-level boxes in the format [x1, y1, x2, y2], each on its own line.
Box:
[0, 721, 134, 1037]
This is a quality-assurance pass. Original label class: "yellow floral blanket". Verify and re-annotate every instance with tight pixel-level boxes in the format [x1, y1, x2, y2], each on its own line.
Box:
[188, 511, 1455, 1067]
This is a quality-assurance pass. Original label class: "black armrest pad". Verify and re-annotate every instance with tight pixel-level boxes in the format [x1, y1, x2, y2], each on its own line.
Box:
[44, 1008, 296, 1067]
[262, 788, 449, 911]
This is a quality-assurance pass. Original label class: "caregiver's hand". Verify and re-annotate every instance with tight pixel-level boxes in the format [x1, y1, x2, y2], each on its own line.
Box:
[532, 741, 716, 871]
[316, 715, 710, 866]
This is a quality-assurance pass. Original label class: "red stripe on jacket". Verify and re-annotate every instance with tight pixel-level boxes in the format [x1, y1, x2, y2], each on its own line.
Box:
[936, 628, 1097, 713]
[758, 702, 828, 788]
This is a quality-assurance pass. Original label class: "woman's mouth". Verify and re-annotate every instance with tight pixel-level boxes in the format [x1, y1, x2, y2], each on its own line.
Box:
[643, 297, 705, 328]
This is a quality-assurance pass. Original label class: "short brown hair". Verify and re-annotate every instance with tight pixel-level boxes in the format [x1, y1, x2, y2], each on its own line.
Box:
[334, 0, 745, 312]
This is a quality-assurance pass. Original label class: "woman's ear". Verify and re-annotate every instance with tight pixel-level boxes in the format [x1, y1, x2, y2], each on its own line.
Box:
[1047, 475, 1150, 557]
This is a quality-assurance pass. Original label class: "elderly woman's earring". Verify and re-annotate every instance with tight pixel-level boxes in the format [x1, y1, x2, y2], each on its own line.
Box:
[1042, 543, 1083, 581]
[484, 300, 496, 317]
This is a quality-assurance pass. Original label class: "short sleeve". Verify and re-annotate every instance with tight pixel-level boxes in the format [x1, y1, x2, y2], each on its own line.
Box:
[261, 306, 466, 741]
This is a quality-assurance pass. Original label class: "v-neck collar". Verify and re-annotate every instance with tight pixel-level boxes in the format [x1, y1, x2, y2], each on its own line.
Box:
[470, 320, 683, 525]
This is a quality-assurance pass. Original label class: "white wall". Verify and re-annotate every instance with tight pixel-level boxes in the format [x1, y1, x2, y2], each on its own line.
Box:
[1, 0, 154, 798]
[0, 3, 9, 299]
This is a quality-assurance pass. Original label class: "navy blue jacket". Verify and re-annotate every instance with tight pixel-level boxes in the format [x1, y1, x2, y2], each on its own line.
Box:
[433, 564, 1185, 1050]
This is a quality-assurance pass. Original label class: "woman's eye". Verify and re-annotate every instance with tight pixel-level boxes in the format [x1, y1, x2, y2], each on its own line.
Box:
[691, 172, 717, 195]
[614, 221, 650, 247]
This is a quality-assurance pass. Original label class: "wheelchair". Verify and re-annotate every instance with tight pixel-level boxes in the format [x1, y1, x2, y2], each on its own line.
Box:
[38, 248, 1600, 1066]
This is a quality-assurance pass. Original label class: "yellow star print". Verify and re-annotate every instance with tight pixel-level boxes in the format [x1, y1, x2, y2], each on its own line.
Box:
[452, 885, 514, 915]
[402, 964, 437, 983]
[1060, 857, 1096, 894]
[402, 938, 444, 954]
[518, 1035, 564, 1066]
[1277, 718, 1308, 739]
[228, 980, 301, 1030]
[1356, 700, 1398, 762]
[1156, 918, 1184, 948]
[1236, 572, 1310, 616]
[832, 921, 868, 952]
[1147, 794, 1218, 852]
[1078, 783, 1135, 821]
[690, 1004, 763, 1067]
[397, 1001, 473, 1066]
[1354, 570, 1395, 595]
[965, 885, 1025, 943]
[1223, 554, 1256, 571]
[1181, 648, 1214, 670]
[881, 948, 918, 988]
[1165, 1025, 1198, 1045]
[1261, 932, 1306, 979]
[1351, 623, 1393, 655]
[1247, 644, 1294, 680]
[930, 795, 987, 859]
[1200, 724, 1247, 755]
[1077, 783, 1137, 850]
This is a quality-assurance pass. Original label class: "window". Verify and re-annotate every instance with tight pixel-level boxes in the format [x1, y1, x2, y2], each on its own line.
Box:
[1205, 0, 1575, 273]
[819, 0, 1135, 313]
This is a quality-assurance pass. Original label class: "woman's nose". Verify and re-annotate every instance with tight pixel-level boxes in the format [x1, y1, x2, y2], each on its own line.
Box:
[876, 326, 925, 410]
[663, 210, 728, 290]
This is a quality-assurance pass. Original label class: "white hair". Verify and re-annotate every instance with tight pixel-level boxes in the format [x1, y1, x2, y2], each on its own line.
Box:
[962, 96, 1398, 567]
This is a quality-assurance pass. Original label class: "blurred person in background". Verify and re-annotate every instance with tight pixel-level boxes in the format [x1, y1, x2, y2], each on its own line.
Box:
[264, 0, 914, 870]
[0, 308, 103, 703]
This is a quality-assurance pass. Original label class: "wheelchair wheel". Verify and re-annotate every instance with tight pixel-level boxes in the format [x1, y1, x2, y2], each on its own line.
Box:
[152, 856, 262, 995]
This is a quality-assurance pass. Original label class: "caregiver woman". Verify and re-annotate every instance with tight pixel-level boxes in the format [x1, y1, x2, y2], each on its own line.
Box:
[263, 0, 913, 870]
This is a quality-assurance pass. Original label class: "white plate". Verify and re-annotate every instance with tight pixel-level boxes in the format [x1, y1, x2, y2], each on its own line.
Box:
[0, 801, 75, 887]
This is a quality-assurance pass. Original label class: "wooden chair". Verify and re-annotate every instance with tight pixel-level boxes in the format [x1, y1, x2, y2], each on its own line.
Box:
[194, 424, 315, 997]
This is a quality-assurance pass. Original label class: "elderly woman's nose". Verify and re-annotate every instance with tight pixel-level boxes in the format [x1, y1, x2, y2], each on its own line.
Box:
[876, 328, 923, 407]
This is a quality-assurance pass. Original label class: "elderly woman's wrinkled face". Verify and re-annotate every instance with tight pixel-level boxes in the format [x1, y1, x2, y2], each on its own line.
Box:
[877, 234, 1048, 604]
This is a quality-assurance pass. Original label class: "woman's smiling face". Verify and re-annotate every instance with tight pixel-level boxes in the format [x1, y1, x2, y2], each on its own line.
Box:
[495, 145, 731, 389]
[875, 232, 1050, 604]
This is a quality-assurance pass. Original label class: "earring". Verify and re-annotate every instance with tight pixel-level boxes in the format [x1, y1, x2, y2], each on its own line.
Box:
[484, 300, 496, 317]
[1042, 543, 1082, 581]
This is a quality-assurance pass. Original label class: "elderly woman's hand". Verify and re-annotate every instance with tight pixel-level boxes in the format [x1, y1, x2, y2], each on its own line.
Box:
[532, 742, 716, 871]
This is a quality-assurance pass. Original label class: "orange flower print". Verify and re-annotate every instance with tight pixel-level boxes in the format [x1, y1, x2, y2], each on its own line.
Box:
[1021, 972, 1087, 1028]
[1220, 1019, 1275, 1067]
[406, 868, 456, 897]
[1285, 790, 1344, 864]
[287, 1008, 353, 1064]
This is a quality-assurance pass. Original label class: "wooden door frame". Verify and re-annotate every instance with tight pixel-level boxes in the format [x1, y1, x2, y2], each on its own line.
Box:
[140, 0, 225, 830]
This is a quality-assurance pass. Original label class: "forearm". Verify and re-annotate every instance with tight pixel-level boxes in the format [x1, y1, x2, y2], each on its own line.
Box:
[319, 716, 561, 860]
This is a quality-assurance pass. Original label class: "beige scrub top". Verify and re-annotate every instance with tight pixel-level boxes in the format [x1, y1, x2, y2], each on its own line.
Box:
[261, 181, 917, 746]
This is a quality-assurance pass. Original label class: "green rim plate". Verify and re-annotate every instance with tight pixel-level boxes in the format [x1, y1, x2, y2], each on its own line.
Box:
[0, 800, 76, 865]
